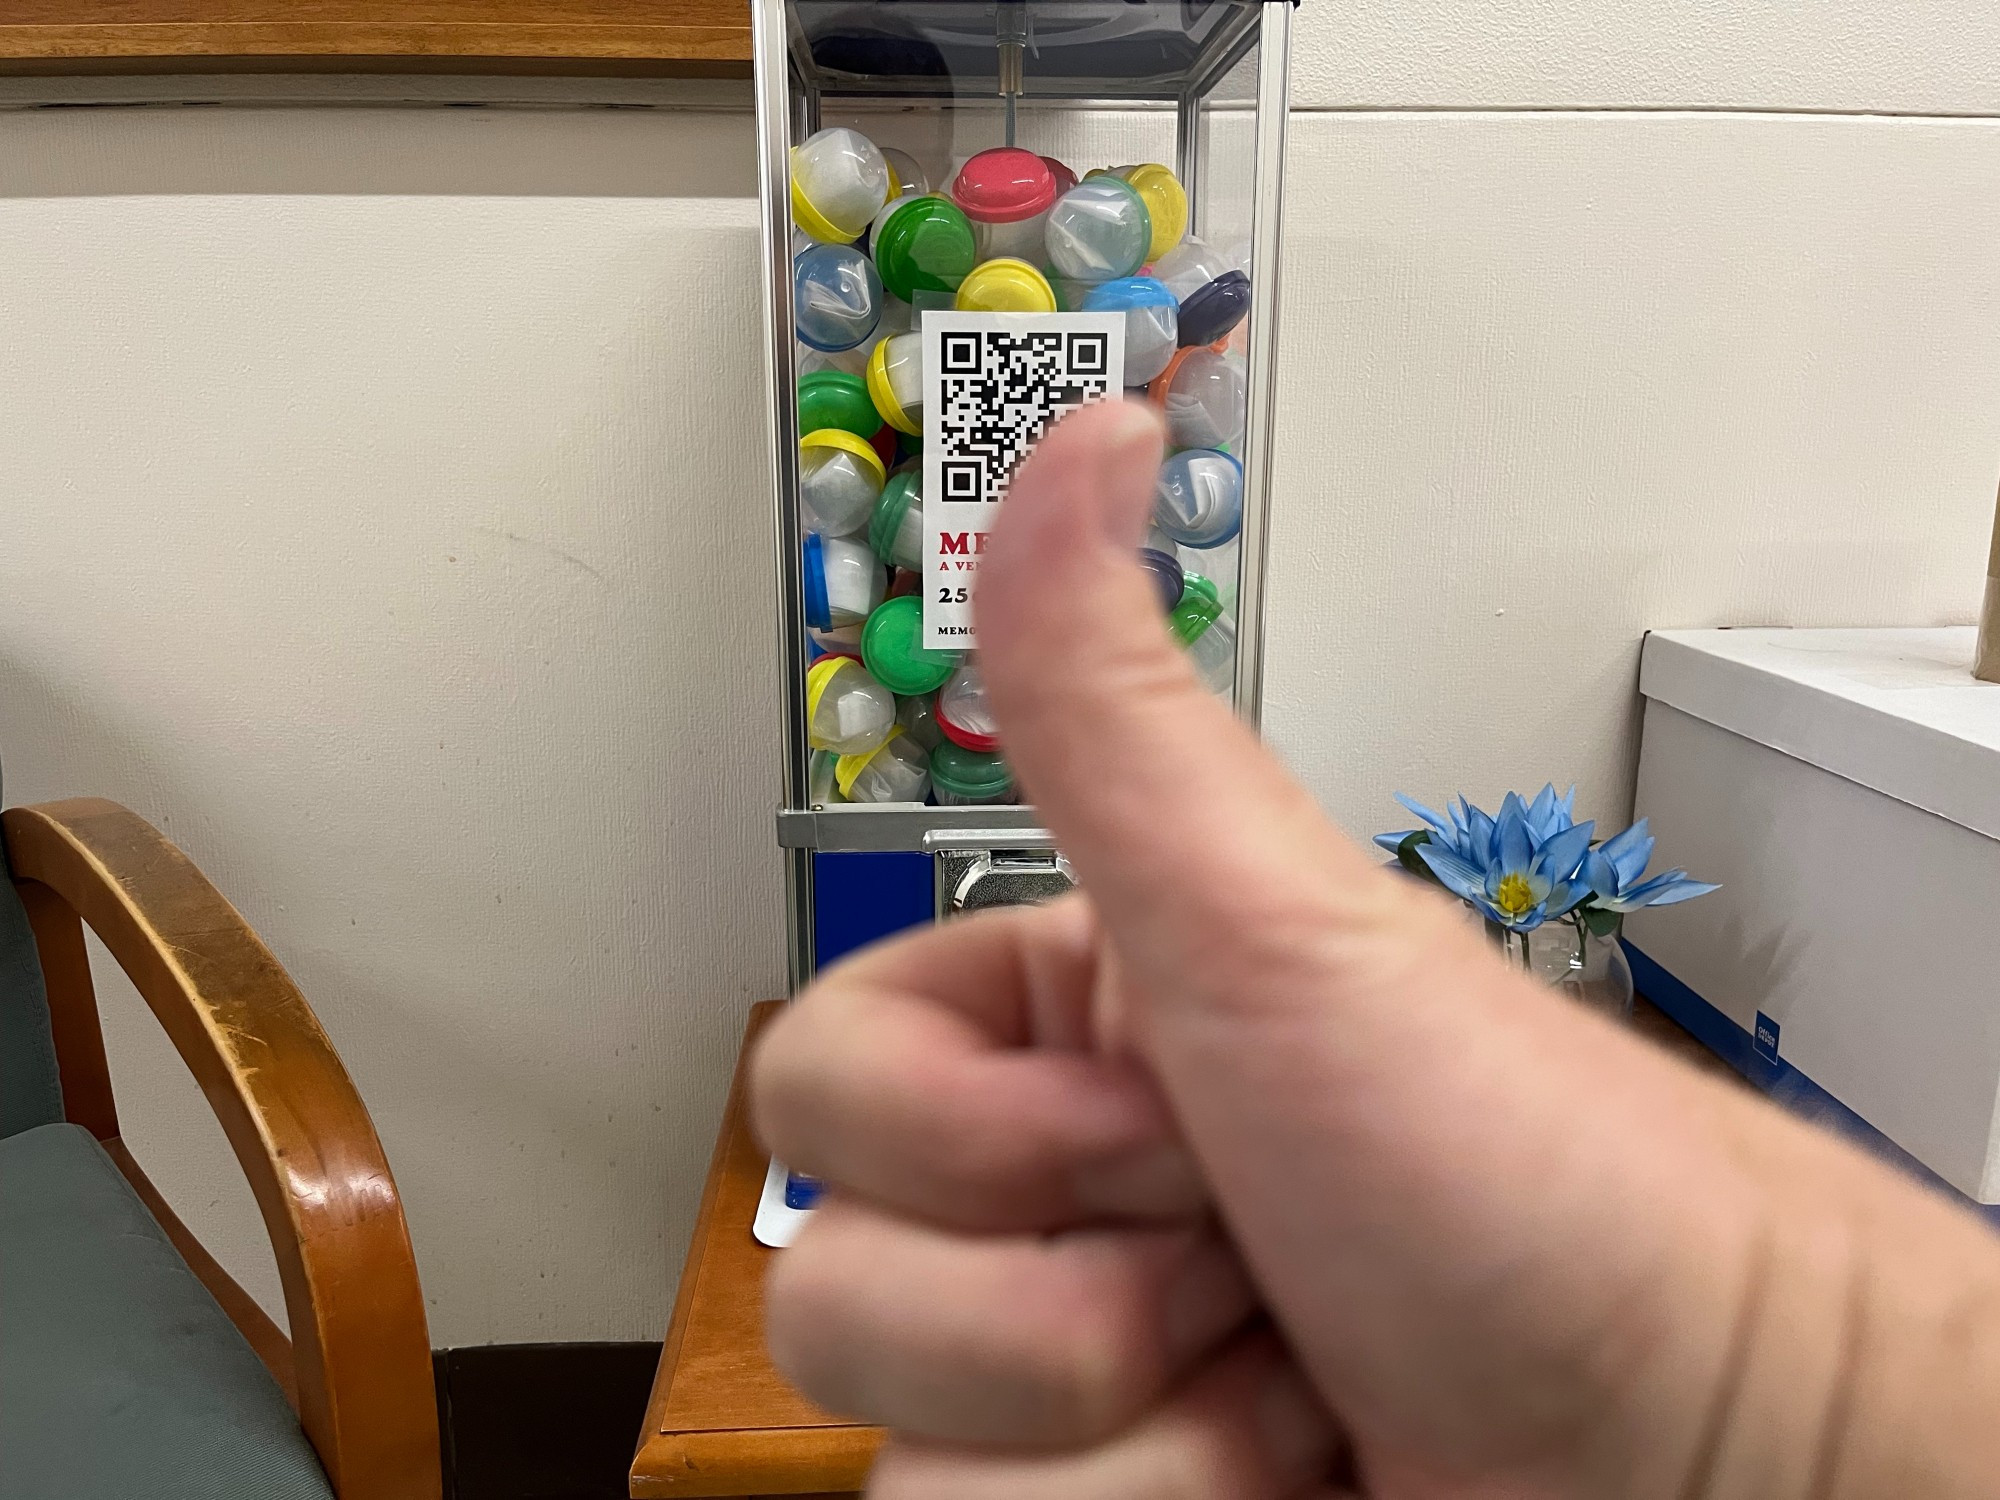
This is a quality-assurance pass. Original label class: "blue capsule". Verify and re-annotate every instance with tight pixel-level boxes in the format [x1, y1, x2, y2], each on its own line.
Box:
[795, 242, 883, 352]
[1154, 449, 1243, 548]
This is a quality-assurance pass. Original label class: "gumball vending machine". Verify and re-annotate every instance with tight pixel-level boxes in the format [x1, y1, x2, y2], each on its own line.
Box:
[756, 0, 1297, 994]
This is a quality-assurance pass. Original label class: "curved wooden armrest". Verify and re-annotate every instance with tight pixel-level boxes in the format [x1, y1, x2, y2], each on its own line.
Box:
[2, 799, 440, 1500]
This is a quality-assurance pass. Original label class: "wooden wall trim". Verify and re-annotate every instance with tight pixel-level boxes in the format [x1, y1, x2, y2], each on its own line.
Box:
[0, 2, 752, 75]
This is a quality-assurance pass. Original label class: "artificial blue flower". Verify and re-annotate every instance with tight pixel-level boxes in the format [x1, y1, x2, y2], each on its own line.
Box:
[1376, 785, 1594, 932]
[1380, 789, 1717, 934]
[1581, 818, 1721, 911]
[1373, 784, 1577, 865]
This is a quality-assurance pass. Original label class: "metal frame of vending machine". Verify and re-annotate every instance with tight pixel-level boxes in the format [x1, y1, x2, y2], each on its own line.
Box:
[754, 0, 1295, 990]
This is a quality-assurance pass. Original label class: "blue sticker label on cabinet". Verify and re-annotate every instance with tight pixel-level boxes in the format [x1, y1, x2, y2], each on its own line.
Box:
[1753, 1012, 1781, 1063]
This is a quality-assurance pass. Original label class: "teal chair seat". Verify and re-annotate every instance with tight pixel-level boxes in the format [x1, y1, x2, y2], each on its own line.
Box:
[0, 1121, 334, 1500]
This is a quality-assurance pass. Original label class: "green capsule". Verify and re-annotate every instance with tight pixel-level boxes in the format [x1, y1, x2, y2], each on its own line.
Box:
[798, 370, 883, 439]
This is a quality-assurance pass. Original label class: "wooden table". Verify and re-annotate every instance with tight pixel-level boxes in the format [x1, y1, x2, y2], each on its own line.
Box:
[630, 995, 1729, 1498]
[631, 1002, 877, 1498]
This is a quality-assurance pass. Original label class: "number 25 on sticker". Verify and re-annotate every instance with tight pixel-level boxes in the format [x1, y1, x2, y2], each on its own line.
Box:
[936, 586, 970, 605]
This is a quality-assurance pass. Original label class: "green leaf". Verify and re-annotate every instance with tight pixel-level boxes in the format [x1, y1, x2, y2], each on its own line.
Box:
[1396, 830, 1443, 884]
[1580, 904, 1623, 939]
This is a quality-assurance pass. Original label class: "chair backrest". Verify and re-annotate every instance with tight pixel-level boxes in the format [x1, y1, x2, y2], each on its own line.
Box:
[0, 761, 66, 1138]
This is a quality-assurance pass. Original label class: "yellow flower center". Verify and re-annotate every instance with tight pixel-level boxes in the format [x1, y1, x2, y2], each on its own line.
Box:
[1494, 872, 1537, 919]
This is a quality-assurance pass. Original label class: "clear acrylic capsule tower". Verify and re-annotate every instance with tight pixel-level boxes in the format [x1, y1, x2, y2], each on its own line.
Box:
[758, 0, 1296, 987]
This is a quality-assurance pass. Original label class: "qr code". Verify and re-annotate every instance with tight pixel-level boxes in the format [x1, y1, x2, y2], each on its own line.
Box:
[933, 325, 1118, 505]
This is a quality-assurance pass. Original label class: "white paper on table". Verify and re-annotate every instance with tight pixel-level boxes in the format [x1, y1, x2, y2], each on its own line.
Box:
[751, 1156, 814, 1248]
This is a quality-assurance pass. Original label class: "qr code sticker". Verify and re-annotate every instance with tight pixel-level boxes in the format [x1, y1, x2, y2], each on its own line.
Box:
[921, 312, 1125, 648]
[932, 325, 1119, 504]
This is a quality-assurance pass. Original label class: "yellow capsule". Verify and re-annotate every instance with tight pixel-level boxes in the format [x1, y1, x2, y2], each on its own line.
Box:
[953, 257, 1058, 314]
[800, 426, 887, 487]
[790, 178, 852, 244]
[1120, 163, 1188, 262]
[866, 334, 923, 436]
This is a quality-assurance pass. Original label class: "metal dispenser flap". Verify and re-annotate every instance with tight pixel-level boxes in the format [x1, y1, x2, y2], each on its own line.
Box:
[937, 847, 1078, 917]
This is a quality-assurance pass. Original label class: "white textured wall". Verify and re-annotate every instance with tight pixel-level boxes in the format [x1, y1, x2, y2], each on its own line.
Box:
[2, 3, 1998, 1345]
[1291, 0, 2000, 113]
[0, 105, 784, 1344]
[1266, 108, 2000, 835]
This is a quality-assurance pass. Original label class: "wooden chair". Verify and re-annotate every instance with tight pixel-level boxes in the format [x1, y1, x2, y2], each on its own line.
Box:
[0, 796, 440, 1500]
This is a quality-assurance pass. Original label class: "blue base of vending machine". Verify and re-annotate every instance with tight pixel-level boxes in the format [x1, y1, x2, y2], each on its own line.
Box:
[758, 852, 933, 1248]
[812, 850, 933, 972]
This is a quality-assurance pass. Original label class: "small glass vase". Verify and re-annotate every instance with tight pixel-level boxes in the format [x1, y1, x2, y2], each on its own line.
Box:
[1498, 913, 1634, 1019]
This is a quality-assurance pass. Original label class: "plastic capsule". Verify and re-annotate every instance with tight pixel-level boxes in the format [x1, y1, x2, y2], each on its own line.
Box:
[802, 532, 886, 630]
[930, 742, 1015, 806]
[790, 127, 891, 244]
[868, 421, 899, 474]
[870, 193, 977, 302]
[935, 662, 1000, 752]
[1094, 164, 1188, 262]
[1177, 271, 1251, 348]
[1153, 235, 1251, 347]
[1196, 535, 1241, 607]
[1150, 347, 1247, 451]
[1185, 609, 1237, 698]
[880, 146, 930, 200]
[1169, 571, 1223, 646]
[861, 594, 961, 696]
[837, 728, 932, 804]
[1044, 177, 1151, 284]
[799, 428, 886, 536]
[1152, 235, 1231, 302]
[808, 748, 850, 806]
[868, 465, 925, 572]
[1047, 274, 1094, 313]
[1041, 155, 1079, 197]
[1154, 448, 1244, 548]
[808, 620, 865, 659]
[866, 332, 924, 436]
[876, 290, 916, 335]
[805, 655, 897, 755]
[839, 729, 930, 804]
[1137, 547, 1186, 612]
[1082, 277, 1178, 386]
[797, 340, 870, 379]
[895, 691, 944, 751]
[795, 242, 883, 353]
[955, 258, 1057, 314]
[952, 148, 1058, 264]
[798, 369, 883, 440]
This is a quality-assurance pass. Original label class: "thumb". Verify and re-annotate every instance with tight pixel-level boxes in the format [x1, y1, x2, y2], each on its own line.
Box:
[976, 399, 1780, 1482]
[978, 396, 1366, 983]
[978, 392, 1509, 1074]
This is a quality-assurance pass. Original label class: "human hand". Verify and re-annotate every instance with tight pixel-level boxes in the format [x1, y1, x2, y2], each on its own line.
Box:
[750, 399, 2000, 1498]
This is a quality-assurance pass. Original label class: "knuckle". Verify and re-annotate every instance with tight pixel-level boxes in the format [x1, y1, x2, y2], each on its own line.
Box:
[922, 1113, 1062, 1219]
[746, 1034, 822, 1159]
[1002, 1276, 1162, 1442]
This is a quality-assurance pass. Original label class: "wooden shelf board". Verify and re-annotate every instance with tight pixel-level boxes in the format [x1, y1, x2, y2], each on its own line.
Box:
[0, 2, 752, 74]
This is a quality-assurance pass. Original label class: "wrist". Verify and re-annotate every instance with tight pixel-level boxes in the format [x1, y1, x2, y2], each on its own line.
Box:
[1700, 1133, 2000, 1500]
